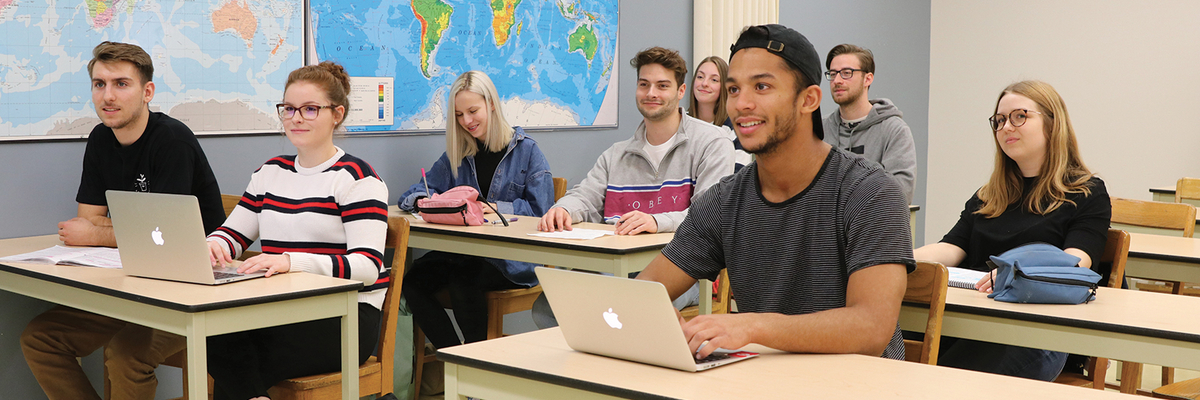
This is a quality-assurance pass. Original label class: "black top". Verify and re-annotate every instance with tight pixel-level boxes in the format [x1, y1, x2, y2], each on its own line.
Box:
[941, 176, 1111, 276]
[473, 139, 505, 199]
[76, 112, 225, 234]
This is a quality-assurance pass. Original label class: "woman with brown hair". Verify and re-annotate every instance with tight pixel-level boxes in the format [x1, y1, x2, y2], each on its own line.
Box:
[914, 80, 1111, 381]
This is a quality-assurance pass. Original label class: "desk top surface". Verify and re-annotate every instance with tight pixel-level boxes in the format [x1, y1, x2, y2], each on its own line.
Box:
[941, 285, 1200, 344]
[1152, 186, 1176, 194]
[438, 328, 1124, 400]
[392, 207, 673, 254]
[0, 235, 363, 313]
[1128, 232, 1200, 262]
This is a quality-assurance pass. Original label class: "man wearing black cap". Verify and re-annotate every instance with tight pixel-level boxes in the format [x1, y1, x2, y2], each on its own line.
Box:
[636, 24, 914, 360]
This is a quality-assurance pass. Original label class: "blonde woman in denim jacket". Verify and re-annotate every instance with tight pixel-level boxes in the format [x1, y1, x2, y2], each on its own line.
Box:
[398, 71, 553, 349]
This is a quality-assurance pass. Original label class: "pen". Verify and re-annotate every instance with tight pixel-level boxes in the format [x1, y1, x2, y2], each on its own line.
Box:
[485, 217, 518, 224]
[420, 168, 430, 196]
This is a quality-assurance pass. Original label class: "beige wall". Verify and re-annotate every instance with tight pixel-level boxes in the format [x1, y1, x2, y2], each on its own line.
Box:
[926, 0, 1200, 244]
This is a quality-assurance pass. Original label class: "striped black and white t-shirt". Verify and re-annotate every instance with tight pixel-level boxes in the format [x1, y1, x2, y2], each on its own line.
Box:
[208, 147, 390, 309]
[663, 148, 914, 360]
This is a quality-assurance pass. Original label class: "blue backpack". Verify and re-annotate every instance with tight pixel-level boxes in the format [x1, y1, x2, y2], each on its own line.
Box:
[986, 243, 1102, 304]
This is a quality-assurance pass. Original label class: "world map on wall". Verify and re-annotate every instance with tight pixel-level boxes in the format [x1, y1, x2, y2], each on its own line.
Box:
[0, 0, 303, 137]
[310, 0, 619, 132]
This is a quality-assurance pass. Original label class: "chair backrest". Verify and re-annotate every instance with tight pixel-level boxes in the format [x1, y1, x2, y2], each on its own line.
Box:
[1176, 177, 1200, 208]
[221, 194, 241, 218]
[553, 177, 567, 202]
[1099, 229, 1131, 289]
[903, 261, 948, 365]
[1110, 197, 1196, 238]
[375, 216, 410, 393]
[711, 269, 731, 314]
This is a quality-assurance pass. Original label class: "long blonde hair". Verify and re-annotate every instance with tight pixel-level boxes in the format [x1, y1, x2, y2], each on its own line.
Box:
[445, 71, 514, 177]
[687, 56, 729, 125]
[976, 80, 1094, 218]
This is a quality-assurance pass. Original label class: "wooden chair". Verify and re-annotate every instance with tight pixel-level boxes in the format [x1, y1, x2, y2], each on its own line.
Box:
[266, 216, 410, 399]
[1054, 229, 1132, 391]
[220, 193, 241, 216]
[1112, 197, 1197, 295]
[1111, 197, 1196, 238]
[553, 177, 567, 202]
[1175, 177, 1200, 207]
[902, 261, 948, 365]
[411, 177, 568, 399]
[679, 269, 732, 320]
[106, 216, 410, 400]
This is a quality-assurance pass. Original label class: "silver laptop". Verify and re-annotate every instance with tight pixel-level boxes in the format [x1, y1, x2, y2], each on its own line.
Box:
[107, 191, 265, 285]
[536, 267, 758, 372]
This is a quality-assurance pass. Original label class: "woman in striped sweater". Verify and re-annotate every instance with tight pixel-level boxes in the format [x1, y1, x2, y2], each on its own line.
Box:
[204, 61, 389, 400]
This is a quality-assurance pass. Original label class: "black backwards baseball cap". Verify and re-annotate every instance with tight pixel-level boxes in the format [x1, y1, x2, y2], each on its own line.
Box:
[729, 24, 824, 139]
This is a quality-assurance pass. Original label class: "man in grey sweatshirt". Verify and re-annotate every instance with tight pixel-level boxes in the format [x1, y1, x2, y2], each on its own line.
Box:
[821, 44, 916, 202]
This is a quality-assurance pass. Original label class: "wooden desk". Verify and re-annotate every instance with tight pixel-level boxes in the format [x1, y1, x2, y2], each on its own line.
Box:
[436, 327, 1125, 399]
[1152, 186, 1176, 203]
[900, 286, 1200, 372]
[392, 207, 672, 278]
[0, 235, 363, 399]
[1126, 232, 1200, 284]
[1150, 186, 1200, 210]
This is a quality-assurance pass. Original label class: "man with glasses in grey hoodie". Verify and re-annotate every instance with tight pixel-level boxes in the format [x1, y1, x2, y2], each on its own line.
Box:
[822, 44, 916, 202]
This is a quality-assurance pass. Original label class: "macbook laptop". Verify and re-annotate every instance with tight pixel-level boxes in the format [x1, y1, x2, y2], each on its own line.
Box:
[535, 267, 758, 372]
[107, 191, 265, 285]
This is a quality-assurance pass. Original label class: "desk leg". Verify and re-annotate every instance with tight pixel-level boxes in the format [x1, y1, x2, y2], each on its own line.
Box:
[341, 291, 359, 400]
[445, 362, 460, 400]
[186, 314, 208, 400]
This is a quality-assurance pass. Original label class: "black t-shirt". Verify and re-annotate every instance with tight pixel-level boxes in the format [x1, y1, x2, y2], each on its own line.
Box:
[940, 176, 1111, 276]
[76, 112, 225, 234]
[473, 139, 506, 199]
[663, 148, 914, 360]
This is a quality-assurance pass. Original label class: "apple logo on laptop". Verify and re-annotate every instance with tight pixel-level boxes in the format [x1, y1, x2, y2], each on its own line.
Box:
[602, 308, 622, 329]
[151, 227, 164, 246]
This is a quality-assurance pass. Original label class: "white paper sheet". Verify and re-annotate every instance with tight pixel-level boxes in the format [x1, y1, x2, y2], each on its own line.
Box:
[527, 228, 615, 240]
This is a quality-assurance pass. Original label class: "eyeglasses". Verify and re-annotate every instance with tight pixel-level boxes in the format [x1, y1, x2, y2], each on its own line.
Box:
[988, 109, 1047, 131]
[824, 68, 864, 81]
[276, 104, 336, 120]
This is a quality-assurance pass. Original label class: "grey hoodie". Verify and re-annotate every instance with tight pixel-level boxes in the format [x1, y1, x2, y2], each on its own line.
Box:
[822, 98, 916, 202]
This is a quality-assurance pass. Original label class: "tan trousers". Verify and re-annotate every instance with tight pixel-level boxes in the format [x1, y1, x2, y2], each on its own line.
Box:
[20, 306, 186, 400]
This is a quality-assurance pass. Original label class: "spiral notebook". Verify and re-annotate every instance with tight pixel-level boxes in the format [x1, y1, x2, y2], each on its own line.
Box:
[947, 266, 988, 290]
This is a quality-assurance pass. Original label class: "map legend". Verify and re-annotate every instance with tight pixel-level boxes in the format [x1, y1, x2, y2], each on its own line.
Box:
[345, 77, 394, 127]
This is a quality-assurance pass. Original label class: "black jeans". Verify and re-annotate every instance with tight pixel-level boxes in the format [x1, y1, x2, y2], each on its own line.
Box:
[403, 251, 522, 349]
[206, 303, 380, 400]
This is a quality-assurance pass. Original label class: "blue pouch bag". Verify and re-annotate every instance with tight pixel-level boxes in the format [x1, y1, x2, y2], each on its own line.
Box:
[986, 243, 1101, 304]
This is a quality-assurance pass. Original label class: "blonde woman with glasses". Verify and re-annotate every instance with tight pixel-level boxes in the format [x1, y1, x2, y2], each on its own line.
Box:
[914, 80, 1110, 381]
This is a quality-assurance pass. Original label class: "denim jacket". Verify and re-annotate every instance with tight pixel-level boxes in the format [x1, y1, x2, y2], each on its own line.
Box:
[398, 127, 553, 285]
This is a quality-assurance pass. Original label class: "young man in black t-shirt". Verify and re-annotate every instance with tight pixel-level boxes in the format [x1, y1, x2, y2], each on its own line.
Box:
[636, 25, 914, 360]
[21, 41, 223, 400]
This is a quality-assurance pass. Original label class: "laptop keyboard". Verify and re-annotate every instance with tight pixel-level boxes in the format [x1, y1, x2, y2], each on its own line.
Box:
[695, 352, 731, 365]
[213, 271, 244, 280]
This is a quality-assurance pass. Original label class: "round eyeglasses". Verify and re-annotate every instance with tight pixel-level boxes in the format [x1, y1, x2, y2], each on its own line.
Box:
[277, 104, 336, 120]
[988, 109, 1046, 131]
[824, 68, 864, 81]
